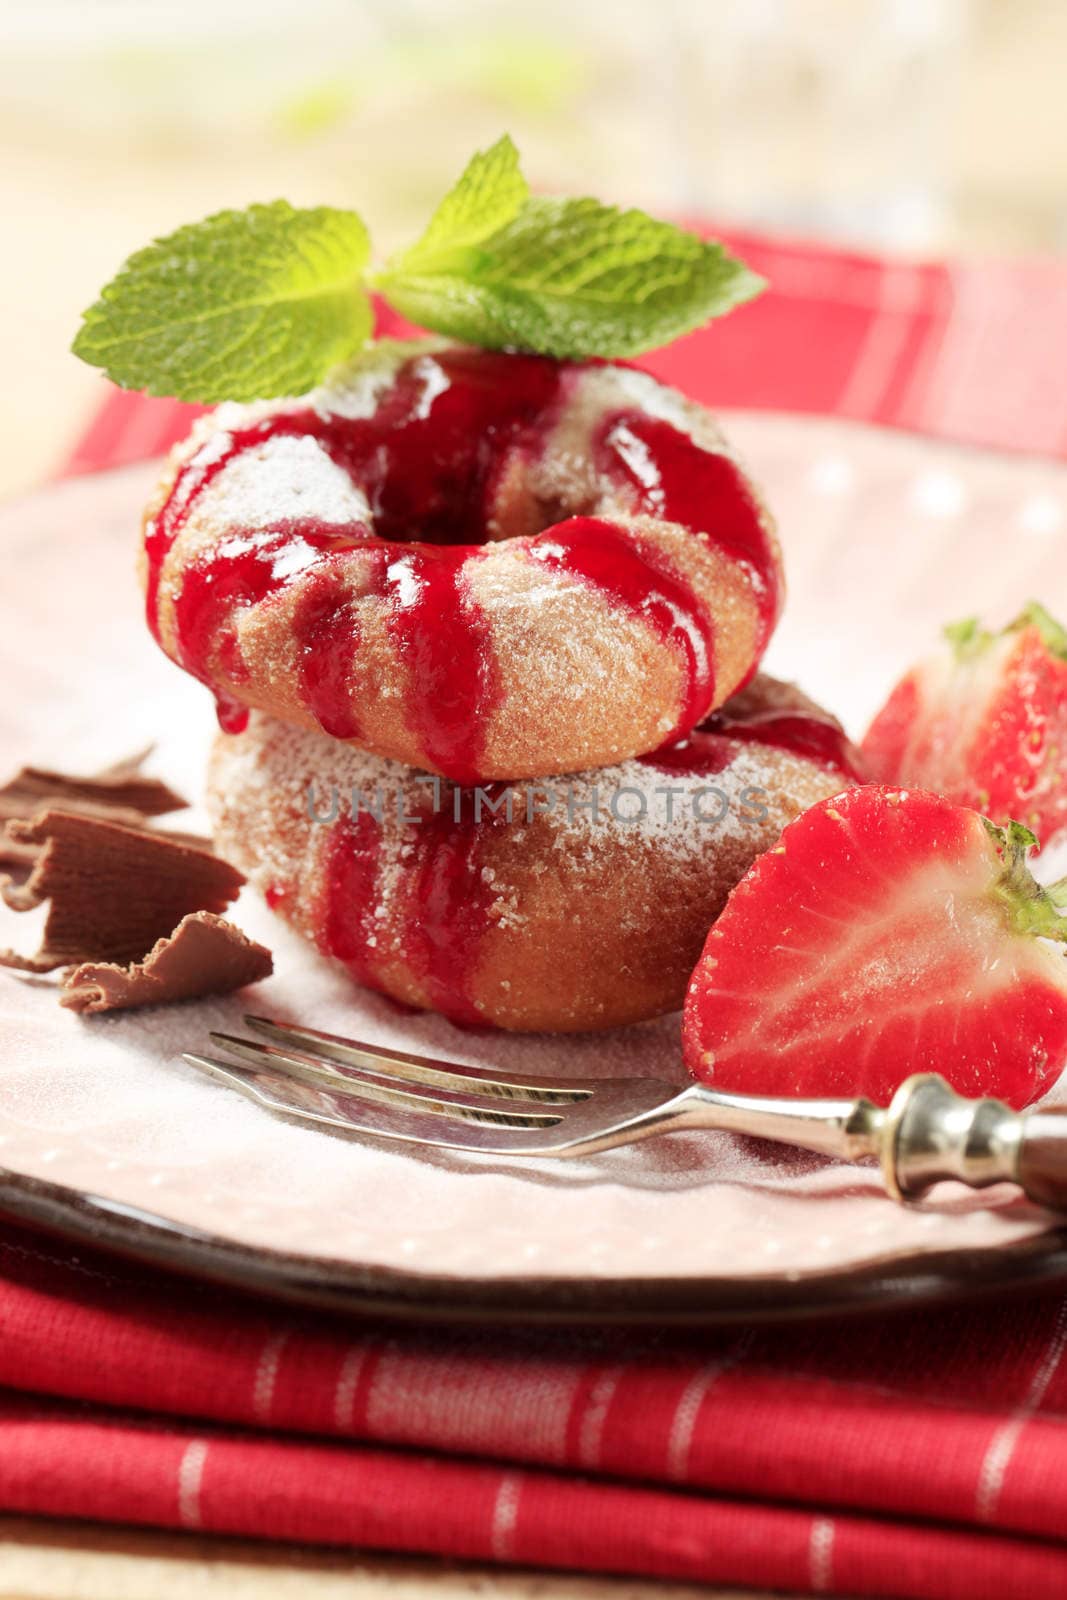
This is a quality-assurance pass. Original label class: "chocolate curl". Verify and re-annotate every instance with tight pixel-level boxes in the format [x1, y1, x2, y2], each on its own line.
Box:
[61, 913, 272, 1014]
[0, 747, 188, 828]
[0, 833, 39, 871]
[0, 749, 203, 876]
[0, 811, 247, 974]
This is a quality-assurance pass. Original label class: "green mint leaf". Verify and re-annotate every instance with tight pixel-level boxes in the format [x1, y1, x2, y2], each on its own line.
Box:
[72, 201, 372, 403]
[378, 193, 763, 359]
[392, 133, 528, 274]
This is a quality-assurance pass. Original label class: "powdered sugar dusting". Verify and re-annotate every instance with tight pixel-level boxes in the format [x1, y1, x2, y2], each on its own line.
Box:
[170, 339, 449, 537]
[212, 711, 798, 881]
[192, 434, 372, 535]
[311, 338, 450, 421]
[552, 743, 808, 862]
[592, 363, 713, 435]
[207, 688, 851, 1033]
[208, 684, 850, 964]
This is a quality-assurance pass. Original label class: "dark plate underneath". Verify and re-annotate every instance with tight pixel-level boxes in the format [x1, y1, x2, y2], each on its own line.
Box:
[3, 1165, 1067, 1327]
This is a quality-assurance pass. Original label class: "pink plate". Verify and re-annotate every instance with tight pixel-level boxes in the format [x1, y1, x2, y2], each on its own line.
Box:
[3, 417, 1067, 1324]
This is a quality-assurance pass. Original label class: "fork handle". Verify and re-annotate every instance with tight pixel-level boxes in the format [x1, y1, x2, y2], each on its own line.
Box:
[687, 1076, 1067, 1211]
[1009, 1112, 1067, 1210]
[885, 1075, 1067, 1210]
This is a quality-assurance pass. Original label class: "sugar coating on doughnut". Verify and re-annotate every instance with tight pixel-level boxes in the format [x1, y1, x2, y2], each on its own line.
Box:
[147, 341, 783, 782]
[191, 435, 372, 533]
[207, 676, 862, 1033]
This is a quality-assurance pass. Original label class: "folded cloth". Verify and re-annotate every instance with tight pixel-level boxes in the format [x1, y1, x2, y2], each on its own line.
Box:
[26, 227, 1067, 1600]
[2, 1224, 1067, 1599]
[63, 228, 1067, 476]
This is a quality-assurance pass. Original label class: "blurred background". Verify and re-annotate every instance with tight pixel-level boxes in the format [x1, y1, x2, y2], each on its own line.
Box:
[2, 0, 1065, 497]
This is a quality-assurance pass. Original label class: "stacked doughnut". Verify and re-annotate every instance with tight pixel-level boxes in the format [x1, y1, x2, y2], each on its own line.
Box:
[143, 339, 862, 1030]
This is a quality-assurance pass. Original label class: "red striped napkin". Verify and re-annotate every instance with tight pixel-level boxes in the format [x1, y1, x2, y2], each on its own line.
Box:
[1, 1223, 1067, 1598]
[17, 227, 1067, 1599]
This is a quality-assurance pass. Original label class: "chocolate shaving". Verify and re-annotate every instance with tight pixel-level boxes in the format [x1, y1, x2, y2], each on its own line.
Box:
[60, 912, 272, 1014]
[136, 827, 216, 853]
[0, 747, 187, 828]
[0, 833, 40, 870]
[0, 822, 214, 897]
[0, 748, 201, 881]
[1, 811, 246, 973]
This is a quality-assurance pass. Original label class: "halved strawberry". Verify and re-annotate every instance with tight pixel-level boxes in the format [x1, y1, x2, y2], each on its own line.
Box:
[862, 603, 1067, 846]
[682, 786, 1067, 1109]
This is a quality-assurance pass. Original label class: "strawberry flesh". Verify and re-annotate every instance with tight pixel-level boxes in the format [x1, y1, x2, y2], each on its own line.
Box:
[863, 606, 1067, 847]
[682, 786, 1067, 1109]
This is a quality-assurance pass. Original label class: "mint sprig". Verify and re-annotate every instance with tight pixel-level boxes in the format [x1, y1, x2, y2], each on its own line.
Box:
[392, 133, 529, 273]
[73, 202, 372, 403]
[73, 138, 763, 403]
[378, 191, 761, 359]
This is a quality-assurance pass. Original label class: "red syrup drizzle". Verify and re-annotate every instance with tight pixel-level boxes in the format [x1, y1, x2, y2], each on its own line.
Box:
[639, 734, 731, 779]
[291, 555, 386, 740]
[147, 348, 565, 773]
[706, 709, 868, 781]
[594, 407, 783, 658]
[170, 522, 370, 735]
[642, 708, 867, 781]
[529, 517, 716, 740]
[381, 545, 497, 784]
[318, 810, 387, 991]
[316, 781, 511, 1026]
[398, 788, 509, 1027]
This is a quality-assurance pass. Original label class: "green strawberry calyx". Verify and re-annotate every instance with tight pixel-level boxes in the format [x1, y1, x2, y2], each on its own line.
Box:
[945, 602, 1067, 666]
[1009, 601, 1067, 660]
[987, 817, 1067, 942]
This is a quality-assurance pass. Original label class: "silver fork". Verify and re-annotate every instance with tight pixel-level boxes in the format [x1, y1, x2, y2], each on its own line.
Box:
[183, 1017, 1067, 1210]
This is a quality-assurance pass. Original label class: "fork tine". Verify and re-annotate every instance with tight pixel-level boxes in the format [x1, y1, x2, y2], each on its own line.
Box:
[205, 1035, 565, 1128]
[242, 1014, 594, 1104]
[182, 1050, 695, 1161]
[182, 1052, 568, 1150]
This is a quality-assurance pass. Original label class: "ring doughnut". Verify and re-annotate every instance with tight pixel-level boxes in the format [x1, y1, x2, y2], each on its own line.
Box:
[146, 340, 783, 783]
[207, 675, 863, 1033]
